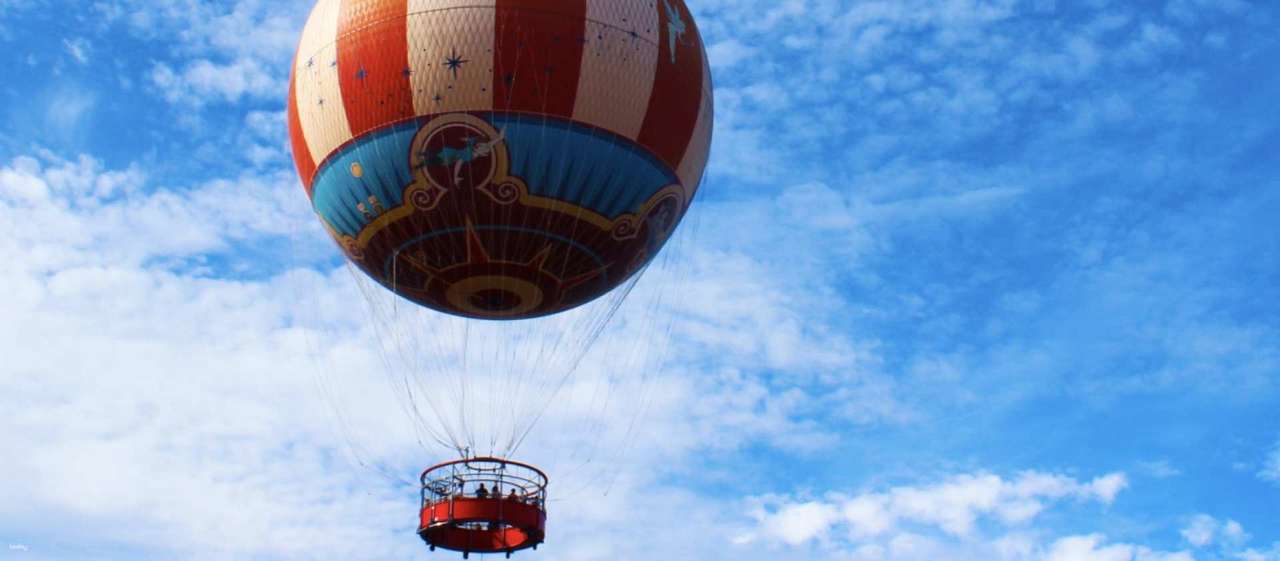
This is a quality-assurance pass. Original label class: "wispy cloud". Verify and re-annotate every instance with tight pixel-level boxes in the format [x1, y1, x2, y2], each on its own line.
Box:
[738, 471, 1128, 547]
[1260, 441, 1280, 485]
[61, 37, 89, 64]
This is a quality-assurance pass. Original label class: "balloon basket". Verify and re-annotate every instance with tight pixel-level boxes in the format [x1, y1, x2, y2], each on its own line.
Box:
[418, 457, 548, 558]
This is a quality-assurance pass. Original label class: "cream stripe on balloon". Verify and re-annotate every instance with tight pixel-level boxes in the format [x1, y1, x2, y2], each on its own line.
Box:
[295, 0, 354, 166]
[408, 0, 495, 116]
[572, 0, 660, 140]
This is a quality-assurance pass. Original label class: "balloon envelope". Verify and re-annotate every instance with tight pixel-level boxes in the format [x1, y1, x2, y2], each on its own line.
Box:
[288, 0, 713, 319]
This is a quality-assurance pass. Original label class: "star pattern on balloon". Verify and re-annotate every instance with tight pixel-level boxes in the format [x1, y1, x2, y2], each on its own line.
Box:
[444, 48, 468, 79]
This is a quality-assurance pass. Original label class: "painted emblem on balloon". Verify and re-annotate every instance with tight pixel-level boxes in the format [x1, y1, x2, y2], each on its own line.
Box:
[406, 113, 527, 211]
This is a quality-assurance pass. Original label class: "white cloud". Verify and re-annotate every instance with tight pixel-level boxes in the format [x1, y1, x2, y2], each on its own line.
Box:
[769, 502, 842, 545]
[1183, 514, 1218, 547]
[1045, 534, 1193, 561]
[0, 146, 899, 560]
[1237, 544, 1280, 561]
[1259, 441, 1280, 485]
[62, 37, 89, 64]
[95, 0, 308, 107]
[1178, 514, 1260, 561]
[843, 494, 894, 538]
[724, 470, 1220, 561]
[741, 470, 1129, 548]
[46, 88, 96, 133]
[0, 156, 49, 202]
[1225, 521, 1249, 543]
[151, 57, 280, 105]
[1137, 460, 1182, 479]
[0, 152, 317, 272]
[707, 39, 755, 69]
[0, 253, 412, 559]
[95, 0, 306, 59]
[1088, 473, 1129, 504]
[245, 110, 285, 139]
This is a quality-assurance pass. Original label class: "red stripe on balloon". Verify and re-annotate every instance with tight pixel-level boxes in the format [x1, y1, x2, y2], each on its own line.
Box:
[493, 0, 588, 117]
[287, 55, 318, 197]
[337, 0, 414, 136]
[637, 0, 704, 170]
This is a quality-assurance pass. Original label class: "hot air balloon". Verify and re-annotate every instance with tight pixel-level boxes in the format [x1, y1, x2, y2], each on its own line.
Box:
[287, 0, 711, 556]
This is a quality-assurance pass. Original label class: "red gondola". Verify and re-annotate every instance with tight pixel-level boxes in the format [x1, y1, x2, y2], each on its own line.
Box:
[419, 458, 548, 559]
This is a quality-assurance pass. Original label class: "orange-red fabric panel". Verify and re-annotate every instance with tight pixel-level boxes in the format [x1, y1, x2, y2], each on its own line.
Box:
[337, 0, 414, 136]
[493, 0, 588, 117]
[637, 0, 704, 170]
[287, 57, 318, 195]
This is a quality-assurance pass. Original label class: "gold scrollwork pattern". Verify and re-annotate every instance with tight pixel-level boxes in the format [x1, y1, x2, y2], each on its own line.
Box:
[407, 183, 447, 211]
[477, 179, 524, 205]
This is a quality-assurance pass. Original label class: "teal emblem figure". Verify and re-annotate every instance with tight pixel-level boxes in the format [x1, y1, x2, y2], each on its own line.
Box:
[423, 130, 506, 185]
[663, 0, 686, 64]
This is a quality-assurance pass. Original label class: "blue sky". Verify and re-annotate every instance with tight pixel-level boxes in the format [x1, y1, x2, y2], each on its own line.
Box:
[2, 1, 1279, 560]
